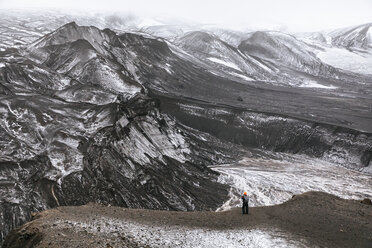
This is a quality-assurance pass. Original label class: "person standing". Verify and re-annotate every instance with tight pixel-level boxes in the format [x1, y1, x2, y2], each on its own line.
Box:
[241, 192, 249, 214]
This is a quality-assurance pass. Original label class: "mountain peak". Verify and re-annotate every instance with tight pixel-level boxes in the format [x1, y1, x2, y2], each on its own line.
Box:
[29, 22, 111, 55]
[177, 31, 233, 51]
[182, 31, 217, 43]
[61, 21, 79, 30]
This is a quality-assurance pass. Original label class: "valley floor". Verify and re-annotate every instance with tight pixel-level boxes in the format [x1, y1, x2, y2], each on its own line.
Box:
[3, 192, 372, 248]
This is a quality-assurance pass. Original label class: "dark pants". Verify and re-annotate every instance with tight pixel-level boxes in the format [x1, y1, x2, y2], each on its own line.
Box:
[242, 202, 249, 214]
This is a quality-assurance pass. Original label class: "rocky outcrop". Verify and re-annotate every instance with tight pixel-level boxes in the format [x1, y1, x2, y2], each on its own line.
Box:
[56, 94, 230, 211]
[361, 198, 372, 205]
[0, 92, 233, 244]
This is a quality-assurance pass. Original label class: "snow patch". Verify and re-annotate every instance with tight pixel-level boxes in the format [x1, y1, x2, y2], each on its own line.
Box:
[317, 47, 372, 75]
[243, 53, 273, 72]
[56, 217, 311, 248]
[207, 57, 242, 71]
[117, 116, 129, 128]
[125, 60, 140, 82]
[163, 63, 173, 74]
[229, 72, 254, 81]
[300, 80, 337, 89]
[177, 103, 232, 124]
[0, 62, 5, 68]
[114, 115, 190, 165]
[94, 63, 141, 95]
[47, 145, 84, 183]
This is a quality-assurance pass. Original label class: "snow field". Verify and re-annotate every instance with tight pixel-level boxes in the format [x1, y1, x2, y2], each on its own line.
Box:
[213, 154, 372, 210]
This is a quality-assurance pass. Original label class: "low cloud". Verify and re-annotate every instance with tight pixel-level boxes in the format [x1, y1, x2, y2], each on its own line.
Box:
[1, 0, 372, 31]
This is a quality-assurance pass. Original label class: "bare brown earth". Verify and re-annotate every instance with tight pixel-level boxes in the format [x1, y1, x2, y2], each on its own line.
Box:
[3, 191, 372, 248]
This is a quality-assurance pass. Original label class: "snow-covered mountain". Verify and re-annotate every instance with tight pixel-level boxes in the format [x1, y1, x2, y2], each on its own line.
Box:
[329, 23, 372, 50]
[239, 31, 372, 87]
[239, 31, 321, 71]
[295, 23, 372, 75]
[175, 31, 269, 82]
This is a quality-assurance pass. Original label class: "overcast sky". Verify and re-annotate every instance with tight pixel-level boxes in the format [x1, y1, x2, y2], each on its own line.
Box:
[1, 0, 372, 31]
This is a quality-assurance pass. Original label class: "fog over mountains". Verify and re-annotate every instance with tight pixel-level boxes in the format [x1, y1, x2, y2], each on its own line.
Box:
[0, 10, 372, 246]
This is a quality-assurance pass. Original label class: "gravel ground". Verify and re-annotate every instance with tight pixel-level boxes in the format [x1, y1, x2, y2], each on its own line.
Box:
[3, 191, 372, 248]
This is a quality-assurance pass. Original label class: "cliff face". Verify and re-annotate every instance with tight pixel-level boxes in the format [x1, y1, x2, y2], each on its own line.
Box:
[57, 94, 230, 211]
